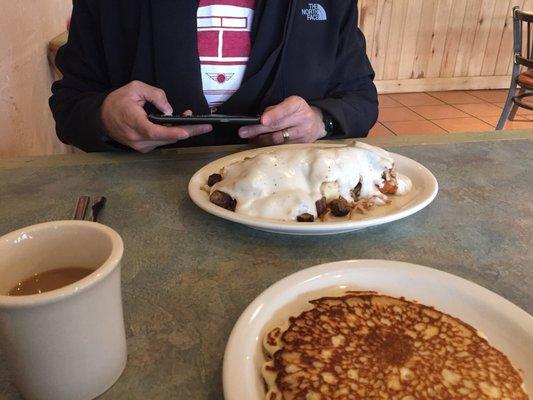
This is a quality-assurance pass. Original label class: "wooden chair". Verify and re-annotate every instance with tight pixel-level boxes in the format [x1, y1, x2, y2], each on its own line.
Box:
[497, 7, 533, 130]
[48, 31, 68, 81]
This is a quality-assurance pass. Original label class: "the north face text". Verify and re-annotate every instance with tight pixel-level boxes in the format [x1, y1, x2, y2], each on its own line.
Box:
[302, 3, 327, 21]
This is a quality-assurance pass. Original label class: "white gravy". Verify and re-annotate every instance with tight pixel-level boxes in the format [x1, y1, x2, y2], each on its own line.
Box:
[211, 143, 411, 221]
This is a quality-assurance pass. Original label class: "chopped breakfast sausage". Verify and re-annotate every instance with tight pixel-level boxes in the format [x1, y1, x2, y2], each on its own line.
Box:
[209, 190, 237, 211]
[329, 197, 350, 217]
[297, 213, 315, 222]
[207, 173, 223, 187]
[379, 180, 397, 194]
[315, 197, 327, 217]
[379, 170, 398, 194]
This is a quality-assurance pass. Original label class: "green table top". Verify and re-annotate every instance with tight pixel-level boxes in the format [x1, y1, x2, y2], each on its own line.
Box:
[0, 131, 532, 399]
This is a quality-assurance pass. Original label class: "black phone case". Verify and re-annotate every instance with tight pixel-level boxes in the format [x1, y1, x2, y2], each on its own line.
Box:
[148, 114, 261, 126]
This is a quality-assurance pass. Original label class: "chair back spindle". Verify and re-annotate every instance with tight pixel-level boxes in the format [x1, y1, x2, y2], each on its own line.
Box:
[496, 7, 533, 129]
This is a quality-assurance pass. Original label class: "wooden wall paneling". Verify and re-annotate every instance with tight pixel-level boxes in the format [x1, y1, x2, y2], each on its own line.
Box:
[453, 0, 483, 77]
[361, 0, 528, 93]
[370, 0, 393, 80]
[467, 0, 497, 76]
[375, 75, 512, 94]
[495, 0, 526, 76]
[481, 0, 512, 76]
[382, 0, 408, 79]
[398, 0, 424, 79]
[426, 0, 454, 78]
[524, 0, 533, 11]
[412, 0, 439, 79]
[480, 0, 512, 77]
[0, 0, 73, 159]
[358, 0, 379, 68]
[440, 0, 468, 77]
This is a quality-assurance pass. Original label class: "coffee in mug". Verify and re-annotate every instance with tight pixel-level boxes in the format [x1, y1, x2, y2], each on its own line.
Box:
[0, 221, 127, 400]
[8, 267, 94, 296]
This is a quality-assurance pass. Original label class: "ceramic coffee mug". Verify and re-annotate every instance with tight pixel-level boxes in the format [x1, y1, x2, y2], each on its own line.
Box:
[0, 221, 127, 400]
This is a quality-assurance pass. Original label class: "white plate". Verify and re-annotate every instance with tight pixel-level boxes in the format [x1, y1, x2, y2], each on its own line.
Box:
[188, 143, 438, 235]
[222, 260, 533, 400]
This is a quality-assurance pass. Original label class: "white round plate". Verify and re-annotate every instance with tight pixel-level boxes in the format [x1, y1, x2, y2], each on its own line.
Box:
[223, 260, 533, 400]
[188, 143, 438, 235]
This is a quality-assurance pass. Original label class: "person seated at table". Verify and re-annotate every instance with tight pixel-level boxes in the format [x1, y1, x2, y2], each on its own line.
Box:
[49, 0, 378, 153]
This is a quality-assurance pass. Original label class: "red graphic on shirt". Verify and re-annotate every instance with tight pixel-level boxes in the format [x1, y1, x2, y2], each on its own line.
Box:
[197, 31, 219, 58]
[197, 14, 252, 61]
[197, 0, 255, 106]
[222, 31, 251, 57]
[206, 73, 235, 83]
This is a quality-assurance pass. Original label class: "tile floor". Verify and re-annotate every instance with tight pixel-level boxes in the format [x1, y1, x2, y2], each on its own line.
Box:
[368, 89, 533, 137]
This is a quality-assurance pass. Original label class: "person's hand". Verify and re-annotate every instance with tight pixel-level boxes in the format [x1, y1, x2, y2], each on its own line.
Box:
[238, 96, 327, 146]
[101, 80, 212, 152]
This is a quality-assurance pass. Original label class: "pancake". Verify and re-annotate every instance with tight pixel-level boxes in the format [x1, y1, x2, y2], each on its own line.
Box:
[262, 292, 528, 400]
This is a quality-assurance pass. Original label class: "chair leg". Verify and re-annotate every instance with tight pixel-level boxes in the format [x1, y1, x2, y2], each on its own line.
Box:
[508, 88, 525, 121]
[496, 80, 518, 130]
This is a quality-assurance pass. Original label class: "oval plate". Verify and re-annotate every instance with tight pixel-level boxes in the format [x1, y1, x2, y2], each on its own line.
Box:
[188, 143, 438, 235]
[222, 260, 533, 400]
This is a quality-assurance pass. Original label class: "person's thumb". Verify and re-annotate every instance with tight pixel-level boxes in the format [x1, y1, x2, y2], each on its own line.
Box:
[133, 81, 173, 115]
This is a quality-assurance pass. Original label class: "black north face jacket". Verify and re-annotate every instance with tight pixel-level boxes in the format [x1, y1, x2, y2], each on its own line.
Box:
[50, 0, 378, 152]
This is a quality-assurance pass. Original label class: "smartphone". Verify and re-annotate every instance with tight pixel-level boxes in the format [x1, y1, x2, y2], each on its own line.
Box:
[148, 114, 261, 126]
